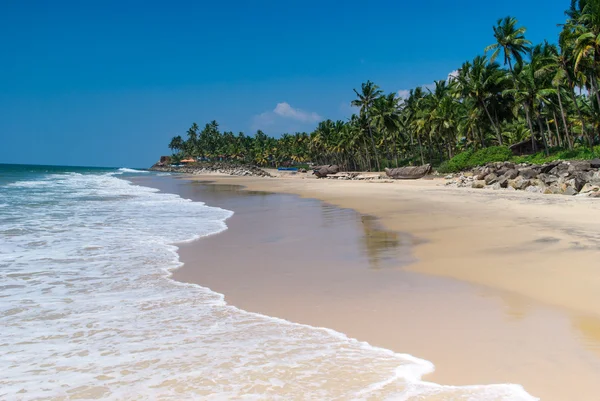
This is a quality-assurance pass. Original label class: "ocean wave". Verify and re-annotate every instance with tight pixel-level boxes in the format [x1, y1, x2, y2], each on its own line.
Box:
[118, 167, 149, 173]
[0, 171, 537, 400]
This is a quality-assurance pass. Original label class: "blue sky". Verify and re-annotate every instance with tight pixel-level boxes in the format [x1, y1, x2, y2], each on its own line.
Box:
[1, 0, 567, 167]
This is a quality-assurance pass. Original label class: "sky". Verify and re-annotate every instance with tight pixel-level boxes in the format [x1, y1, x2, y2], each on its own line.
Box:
[0, 0, 569, 168]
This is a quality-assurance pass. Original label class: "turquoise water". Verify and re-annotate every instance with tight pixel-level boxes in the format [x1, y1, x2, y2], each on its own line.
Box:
[0, 164, 536, 400]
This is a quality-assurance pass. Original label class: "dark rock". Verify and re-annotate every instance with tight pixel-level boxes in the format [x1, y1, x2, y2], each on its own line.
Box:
[495, 167, 509, 176]
[313, 165, 340, 178]
[590, 158, 600, 169]
[484, 173, 498, 185]
[497, 176, 508, 188]
[538, 173, 558, 185]
[504, 169, 519, 179]
[568, 161, 592, 174]
[519, 168, 539, 180]
[540, 161, 561, 174]
[385, 164, 431, 179]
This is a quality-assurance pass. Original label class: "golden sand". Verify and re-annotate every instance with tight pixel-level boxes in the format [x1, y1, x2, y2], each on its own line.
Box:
[172, 173, 600, 400]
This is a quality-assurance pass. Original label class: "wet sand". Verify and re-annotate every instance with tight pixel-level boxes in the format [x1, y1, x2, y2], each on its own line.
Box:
[135, 174, 600, 401]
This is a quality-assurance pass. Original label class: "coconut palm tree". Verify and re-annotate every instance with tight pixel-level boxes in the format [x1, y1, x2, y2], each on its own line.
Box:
[352, 81, 383, 171]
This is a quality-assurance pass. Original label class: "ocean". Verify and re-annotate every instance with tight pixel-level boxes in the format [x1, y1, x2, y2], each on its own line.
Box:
[0, 164, 536, 400]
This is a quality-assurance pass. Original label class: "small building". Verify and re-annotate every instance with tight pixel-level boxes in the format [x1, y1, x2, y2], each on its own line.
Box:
[509, 137, 543, 155]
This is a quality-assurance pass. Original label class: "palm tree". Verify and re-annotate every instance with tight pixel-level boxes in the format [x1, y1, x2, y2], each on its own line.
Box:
[352, 81, 383, 171]
[485, 16, 532, 74]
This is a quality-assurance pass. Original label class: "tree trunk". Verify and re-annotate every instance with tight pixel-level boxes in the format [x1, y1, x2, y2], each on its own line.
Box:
[551, 112, 562, 148]
[416, 134, 425, 165]
[536, 115, 550, 156]
[556, 87, 572, 149]
[480, 99, 503, 145]
[566, 75, 592, 149]
[523, 104, 537, 153]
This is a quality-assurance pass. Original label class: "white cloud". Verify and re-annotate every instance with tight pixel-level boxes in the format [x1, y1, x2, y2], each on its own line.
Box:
[251, 102, 322, 133]
[397, 89, 411, 100]
[273, 102, 322, 123]
[447, 70, 459, 82]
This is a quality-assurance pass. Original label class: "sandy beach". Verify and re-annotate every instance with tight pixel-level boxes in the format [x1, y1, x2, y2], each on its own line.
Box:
[139, 172, 600, 401]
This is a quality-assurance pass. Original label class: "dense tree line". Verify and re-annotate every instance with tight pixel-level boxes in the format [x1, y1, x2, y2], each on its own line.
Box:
[169, 1, 600, 170]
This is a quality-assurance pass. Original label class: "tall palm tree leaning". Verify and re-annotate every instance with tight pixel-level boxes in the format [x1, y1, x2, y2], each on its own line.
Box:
[352, 81, 383, 171]
[485, 16, 532, 148]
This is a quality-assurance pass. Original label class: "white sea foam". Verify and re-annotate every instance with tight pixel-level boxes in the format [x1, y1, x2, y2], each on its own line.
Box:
[0, 172, 538, 400]
[118, 167, 149, 173]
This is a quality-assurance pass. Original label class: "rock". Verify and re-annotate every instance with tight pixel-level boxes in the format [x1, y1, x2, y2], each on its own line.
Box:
[492, 182, 502, 190]
[508, 176, 531, 190]
[526, 186, 542, 193]
[567, 177, 586, 192]
[472, 180, 486, 189]
[519, 168, 539, 180]
[463, 172, 474, 178]
[540, 161, 561, 174]
[543, 185, 561, 195]
[484, 173, 498, 185]
[562, 186, 578, 196]
[579, 183, 600, 193]
[497, 176, 508, 188]
[589, 191, 600, 198]
[506, 186, 516, 191]
[445, 175, 453, 180]
[385, 164, 431, 179]
[538, 173, 558, 185]
[568, 161, 592, 173]
[504, 169, 519, 179]
[299, 168, 307, 173]
[590, 158, 600, 169]
[314, 165, 340, 178]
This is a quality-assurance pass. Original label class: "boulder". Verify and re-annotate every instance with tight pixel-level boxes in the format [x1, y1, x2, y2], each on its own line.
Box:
[562, 186, 578, 196]
[492, 182, 503, 190]
[540, 161, 561, 174]
[567, 177, 586, 192]
[385, 164, 431, 179]
[543, 185, 561, 195]
[313, 165, 340, 178]
[519, 168, 539, 180]
[504, 169, 519, 179]
[538, 173, 558, 185]
[590, 158, 600, 169]
[508, 176, 531, 190]
[526, 186, 542, 193]
[579, 183, 600, 194]
[484, 173, 498, 185]
[497, 176, 509, 188]
[567, 161, 592, 175]
[472, 180, 486, 189]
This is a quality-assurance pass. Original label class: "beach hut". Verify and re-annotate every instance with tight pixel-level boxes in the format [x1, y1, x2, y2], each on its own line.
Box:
[509, 137, 543, 155]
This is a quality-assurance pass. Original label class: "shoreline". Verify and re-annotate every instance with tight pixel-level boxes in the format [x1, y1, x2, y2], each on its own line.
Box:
[182, 173, 600, 317]
[135, 173, 600, 401]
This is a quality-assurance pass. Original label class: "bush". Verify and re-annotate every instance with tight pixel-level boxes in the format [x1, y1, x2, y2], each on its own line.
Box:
[437, 146, 512, 173]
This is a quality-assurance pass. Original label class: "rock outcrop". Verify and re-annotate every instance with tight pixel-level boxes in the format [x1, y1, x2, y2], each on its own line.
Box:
[149, 162, 272, 177]
[444, 160, 600, 197]
[384, 164, 432, 179]
[313, 165, 340, 178]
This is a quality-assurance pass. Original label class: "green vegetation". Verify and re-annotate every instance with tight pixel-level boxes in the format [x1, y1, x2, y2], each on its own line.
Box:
[168, 1, 600, 171]
[439, 146, 600, 173]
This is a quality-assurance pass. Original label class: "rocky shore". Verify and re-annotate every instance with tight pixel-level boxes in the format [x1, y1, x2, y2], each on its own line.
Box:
[445, 159, 600, 197]
[149, 162, 272, 177]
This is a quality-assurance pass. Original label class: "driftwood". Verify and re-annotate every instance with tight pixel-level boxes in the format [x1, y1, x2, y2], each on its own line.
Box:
[313, 165, 339, 178]
[384, 164, 431, 180]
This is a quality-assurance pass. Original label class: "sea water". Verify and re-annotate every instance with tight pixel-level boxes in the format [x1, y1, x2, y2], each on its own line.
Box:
[0, 164, 537, 400]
